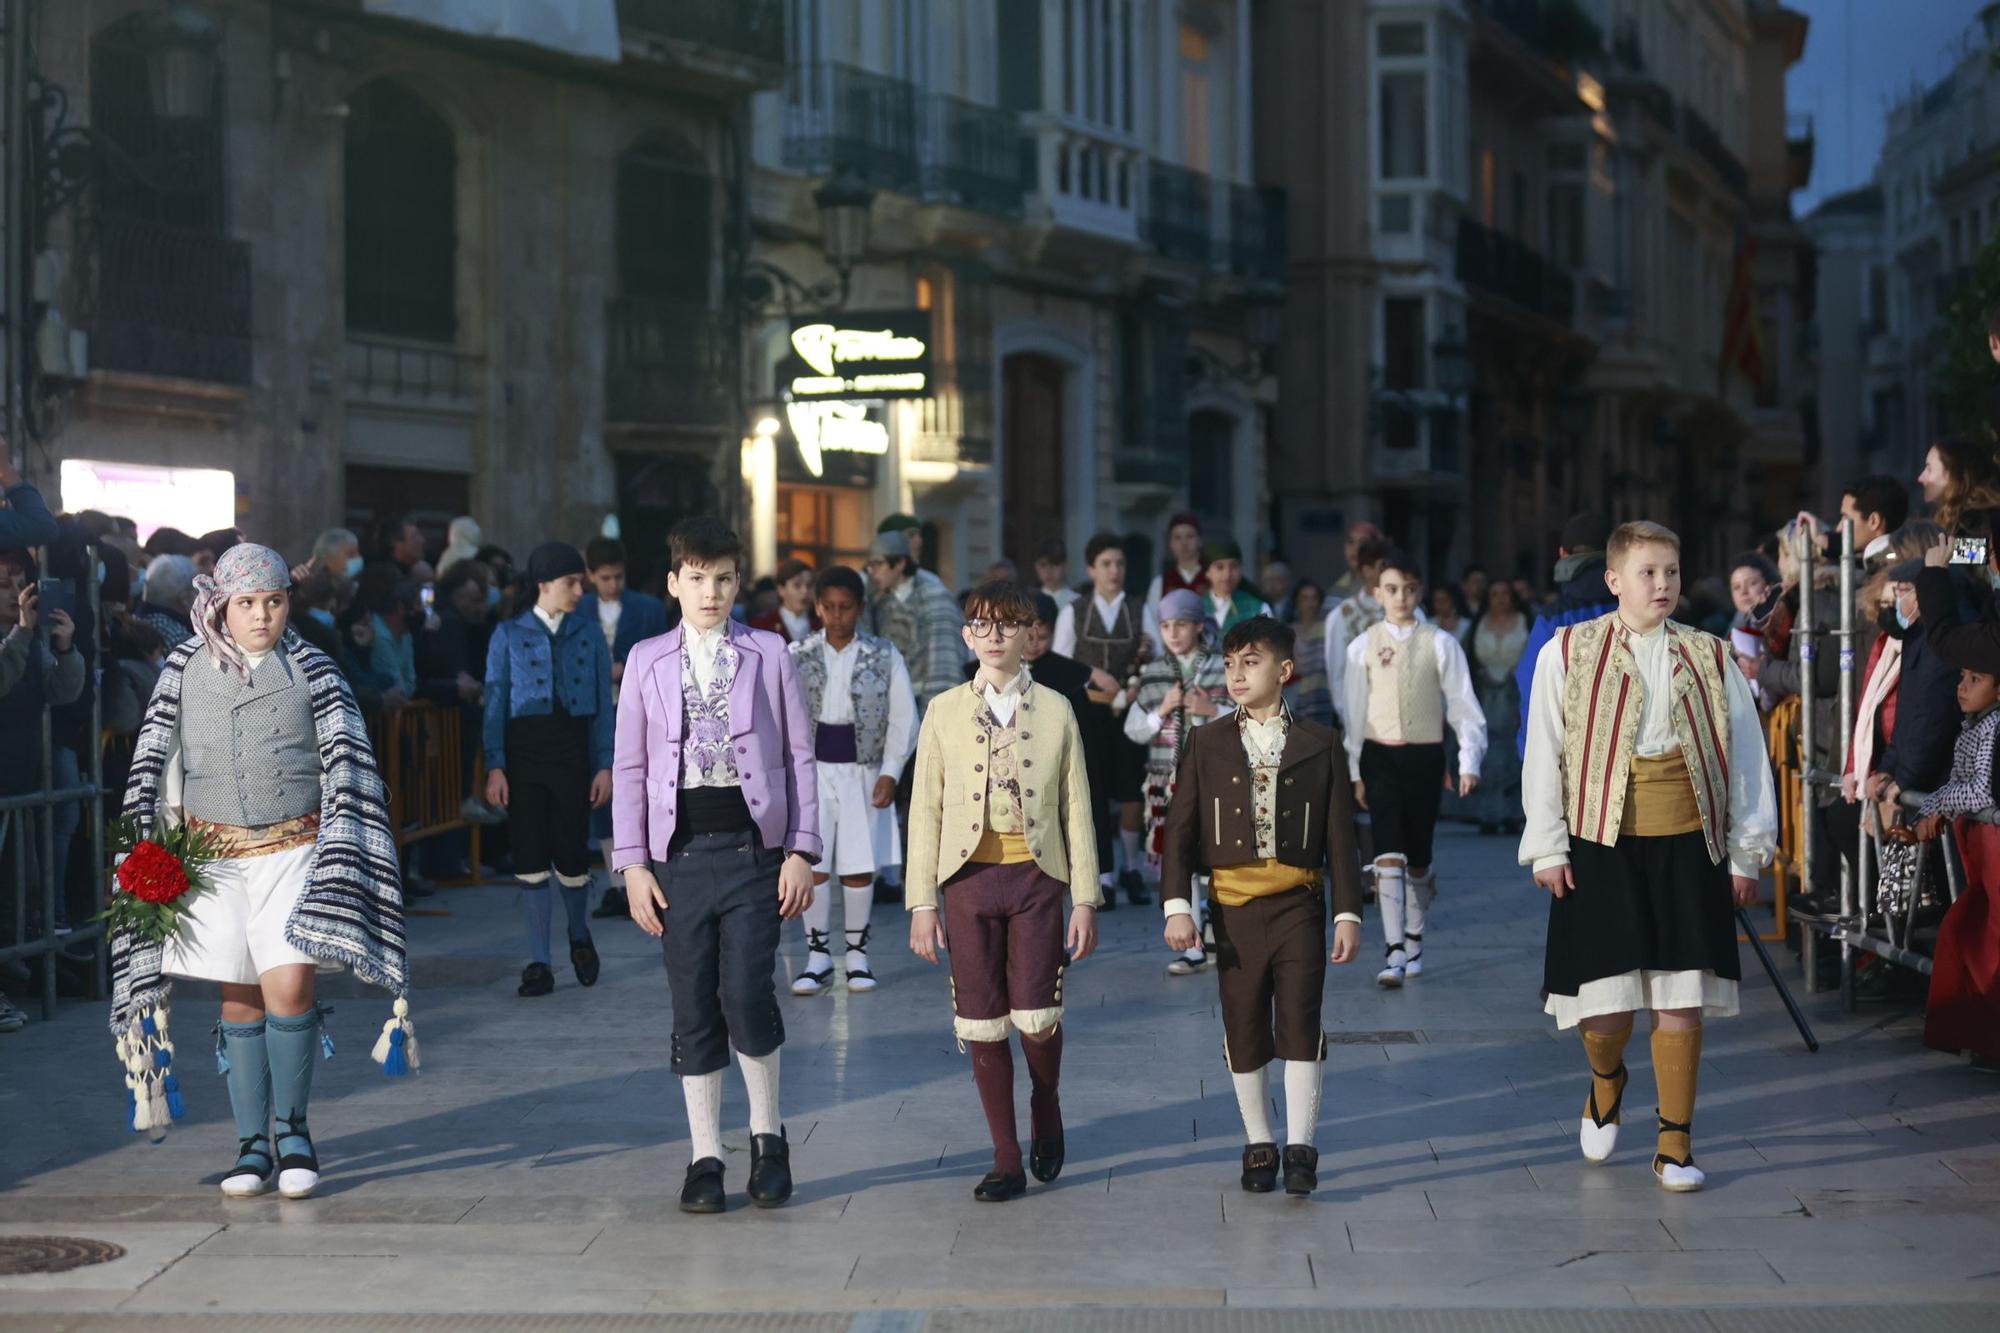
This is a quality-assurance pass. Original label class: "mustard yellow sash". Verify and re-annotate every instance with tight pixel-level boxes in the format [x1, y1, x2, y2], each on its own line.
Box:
[1617, 753, 1702, 838]
[1212, 858, 1319, 907]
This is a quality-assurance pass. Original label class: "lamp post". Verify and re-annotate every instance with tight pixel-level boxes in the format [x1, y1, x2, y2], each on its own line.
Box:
[736, 166, 876, 316]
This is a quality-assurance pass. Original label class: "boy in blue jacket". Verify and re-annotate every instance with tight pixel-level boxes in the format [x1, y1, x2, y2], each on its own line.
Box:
[484, 542, 616, 996]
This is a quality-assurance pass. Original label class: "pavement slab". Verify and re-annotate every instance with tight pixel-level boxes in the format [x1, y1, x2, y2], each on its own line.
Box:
[3, 826, 1996, 1321]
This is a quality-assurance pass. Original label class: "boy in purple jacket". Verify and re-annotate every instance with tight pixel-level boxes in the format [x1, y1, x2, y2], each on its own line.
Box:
[612, 517, 821, 1214]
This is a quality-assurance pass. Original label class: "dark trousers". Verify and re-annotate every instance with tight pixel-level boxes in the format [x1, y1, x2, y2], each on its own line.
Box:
[943, 859, 1068, 1038]
[506, 714, 591, 879]
[1358, 741, 1445, 866]
[1211, 886, 1327, 1072]
[1812, 798, 1861, 900]
[656, 830, 786, 1076]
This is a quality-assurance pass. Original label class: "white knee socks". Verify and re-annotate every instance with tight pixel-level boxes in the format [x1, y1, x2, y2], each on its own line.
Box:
[1232, 1065, 1274, 1143]
[1284, 1059, 1323, 1148]
[1405, 867, 1435, 961]
[683, 1070, 724, 1161]
[1375, 858, 1407, 959]
[842, 883, 874, 951]
[800, 882, 833, 953]
[738, 1048, 781, 1137]
[1119, 827, 1144, 878]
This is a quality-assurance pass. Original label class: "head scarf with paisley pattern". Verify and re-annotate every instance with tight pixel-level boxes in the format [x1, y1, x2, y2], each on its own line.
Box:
[190, 542, 293, 682]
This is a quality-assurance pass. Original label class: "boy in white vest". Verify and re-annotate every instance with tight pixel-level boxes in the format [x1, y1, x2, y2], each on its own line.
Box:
[1342, 552, 1485, 987]
[1520, 521, 1775, 1194]
[787, 566, 917, 994]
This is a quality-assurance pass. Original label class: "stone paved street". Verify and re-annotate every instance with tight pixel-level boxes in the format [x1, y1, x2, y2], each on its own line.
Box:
[4, 827, 1999, 1326]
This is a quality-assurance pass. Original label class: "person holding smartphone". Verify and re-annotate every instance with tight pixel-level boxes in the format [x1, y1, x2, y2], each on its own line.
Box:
[1, 563, 84, 778]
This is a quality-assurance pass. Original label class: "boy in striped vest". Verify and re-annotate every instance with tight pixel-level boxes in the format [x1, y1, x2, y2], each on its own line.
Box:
[1341, 552, 1486, 987]
[1520, 521, 1776, 1194]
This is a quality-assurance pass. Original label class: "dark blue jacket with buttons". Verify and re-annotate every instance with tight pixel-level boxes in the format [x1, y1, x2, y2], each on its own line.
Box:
[483, 608, 615, 774]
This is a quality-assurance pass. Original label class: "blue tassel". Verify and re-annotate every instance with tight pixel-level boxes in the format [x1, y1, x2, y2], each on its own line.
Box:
[320, 1030, 336, 1060]
[383, 1026, 408, 1077]
[126, 1089, 137, 1133]
[214, 1022, 229, 1074]
[164, 1074, 186, 1120]
[141, 1015, 156, 1037]
[156, 1047, 172, 1069]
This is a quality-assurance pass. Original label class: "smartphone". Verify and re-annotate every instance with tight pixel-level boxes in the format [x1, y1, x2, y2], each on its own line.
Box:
[420, 583, 436, 612]
[35, 576, 74, 624]
[1949, 536, 1989, 566]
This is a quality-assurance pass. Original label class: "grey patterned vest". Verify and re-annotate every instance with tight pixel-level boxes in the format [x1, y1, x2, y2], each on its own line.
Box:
[1073, 595, 1144, 680]
[793, 632, 894, 766]
[178, 647, 321, 827]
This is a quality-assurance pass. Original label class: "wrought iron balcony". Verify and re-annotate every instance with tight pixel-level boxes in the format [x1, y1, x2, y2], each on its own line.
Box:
[1229, 184, 1286, 282]
[616, 0, 785, 68]
[785, 63, 919, 191]
[604, 295, 726, 427]
[1147, 161, 1212, 266]
[1455, 217, 1575, 325]
[1679, 102, 1748, 198]
[92, 217, 252, 385]
[920, 94, 1023, 216]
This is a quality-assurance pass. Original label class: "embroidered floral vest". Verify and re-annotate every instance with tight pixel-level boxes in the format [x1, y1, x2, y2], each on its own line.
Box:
[792, 632, 895, 766]
[1558, 614, 1731, 863]
[680, 635, 742, 787]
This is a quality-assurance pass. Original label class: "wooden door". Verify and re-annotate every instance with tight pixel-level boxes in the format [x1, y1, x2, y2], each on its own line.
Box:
[1003, 353, 1066, 570]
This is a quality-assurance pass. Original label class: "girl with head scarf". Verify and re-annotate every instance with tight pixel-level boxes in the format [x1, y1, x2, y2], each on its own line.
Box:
[110, 543, 411, 1200]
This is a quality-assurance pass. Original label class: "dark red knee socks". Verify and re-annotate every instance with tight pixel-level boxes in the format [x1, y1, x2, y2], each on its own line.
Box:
[968, 1040, 1022, 1175]
[1022, 1025, 1063, 1142]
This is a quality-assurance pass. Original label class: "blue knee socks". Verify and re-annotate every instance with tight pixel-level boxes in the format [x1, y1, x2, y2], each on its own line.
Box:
[558, 882, 593, 947]
[519, 885, 553, 965]
[264, 1008, 321, 1165]
[219, 1020, 272, 1170]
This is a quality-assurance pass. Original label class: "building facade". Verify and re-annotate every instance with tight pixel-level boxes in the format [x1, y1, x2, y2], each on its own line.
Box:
[739, 0, 1281, 589]
[1265, 0, 1812, 587]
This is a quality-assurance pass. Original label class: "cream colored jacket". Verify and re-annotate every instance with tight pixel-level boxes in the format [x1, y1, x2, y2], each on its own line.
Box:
[904, 675, 1103, 911]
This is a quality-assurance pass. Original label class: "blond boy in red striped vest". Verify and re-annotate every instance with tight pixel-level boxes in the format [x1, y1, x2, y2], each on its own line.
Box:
[1519, 522, 1777, 1193]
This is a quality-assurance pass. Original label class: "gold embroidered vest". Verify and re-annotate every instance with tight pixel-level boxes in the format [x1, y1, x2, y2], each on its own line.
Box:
[1557, 614, 1732, 864]
[1362, 622, 1444, 745]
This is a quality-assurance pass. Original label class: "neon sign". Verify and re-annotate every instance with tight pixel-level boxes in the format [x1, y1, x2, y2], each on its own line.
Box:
[783, 310, 932, 400]
[786, 400, 890, 479]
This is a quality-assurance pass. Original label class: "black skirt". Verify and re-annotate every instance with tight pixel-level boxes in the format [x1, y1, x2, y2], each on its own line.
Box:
[1543, 830, 1740, 996]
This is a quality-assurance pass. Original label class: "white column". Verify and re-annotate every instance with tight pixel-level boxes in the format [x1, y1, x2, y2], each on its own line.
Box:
[742, 433, 778, 578]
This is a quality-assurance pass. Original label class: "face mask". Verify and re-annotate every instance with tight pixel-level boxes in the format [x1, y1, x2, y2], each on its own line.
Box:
[307, 607, 335, 628]
[486, 585, 502, 609]
[345, 555, 364, 579]
[1896, 603, 1914, 630]
[1878, 605, 1912, 638]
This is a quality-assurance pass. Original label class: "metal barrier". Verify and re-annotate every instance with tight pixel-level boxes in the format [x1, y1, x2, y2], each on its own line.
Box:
[0, 555, 107, 1020]
[1756, 694, 1804, 943]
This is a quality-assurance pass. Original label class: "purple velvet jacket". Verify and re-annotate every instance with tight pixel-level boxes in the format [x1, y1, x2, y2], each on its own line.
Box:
[611, 620, 822, 870]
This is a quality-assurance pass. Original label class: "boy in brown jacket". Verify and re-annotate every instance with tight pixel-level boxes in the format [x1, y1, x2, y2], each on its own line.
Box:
[1162, 616, 1363, 1196]
[907, 580, 1101, 1203]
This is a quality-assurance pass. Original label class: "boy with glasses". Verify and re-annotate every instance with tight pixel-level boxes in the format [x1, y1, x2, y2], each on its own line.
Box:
[907, 581, 1101, 1202]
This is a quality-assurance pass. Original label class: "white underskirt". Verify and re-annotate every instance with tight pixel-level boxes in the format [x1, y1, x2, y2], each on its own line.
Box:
[1544, 968, 1738, 1029]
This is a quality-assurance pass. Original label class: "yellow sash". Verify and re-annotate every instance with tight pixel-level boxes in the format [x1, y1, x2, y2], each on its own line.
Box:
[1212, 858, 1319, 907]
[1617, 753, 1703, 838]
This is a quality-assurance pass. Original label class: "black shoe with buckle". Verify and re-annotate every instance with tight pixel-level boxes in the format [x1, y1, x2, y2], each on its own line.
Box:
[680, 1157, 726, 1214]
[591, 887, 629, 920]
[974, 1170, 1027, 1202]
[1282, 1144, 1319, 1196]
[748, 1129, 793, 1207]
[1030, 1135, 1065, 1183]
[517, 962, 554, 997]
[570, 940, 600, 987]
[1240, 1142, 1280, 1193]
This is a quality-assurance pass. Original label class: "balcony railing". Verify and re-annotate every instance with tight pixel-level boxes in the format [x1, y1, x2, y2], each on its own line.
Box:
[1680, 102, 1748, 197]
[1456, 218, 1575, 324]
[93, 217, 252, 385]
[616, 0, 785, 67]
[604, 295, 726, 427]
[1229, 184, 1286, 282]
[1024, 120, 1141, 243]
[920, 94, 1023, 216]
[1147, 161, 1212, 266]
[785, 63, 919, 191]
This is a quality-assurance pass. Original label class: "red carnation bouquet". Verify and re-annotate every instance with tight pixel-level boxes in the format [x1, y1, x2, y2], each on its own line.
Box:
[100, 818, 225, 946]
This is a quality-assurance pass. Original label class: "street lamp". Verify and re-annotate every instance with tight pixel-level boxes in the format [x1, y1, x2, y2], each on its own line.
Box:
[140, 4, 223, 122]
[813, 167, 875, 295]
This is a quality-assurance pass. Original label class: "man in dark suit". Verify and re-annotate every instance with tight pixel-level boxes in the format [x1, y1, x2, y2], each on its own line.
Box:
[579, 537, 671, 918]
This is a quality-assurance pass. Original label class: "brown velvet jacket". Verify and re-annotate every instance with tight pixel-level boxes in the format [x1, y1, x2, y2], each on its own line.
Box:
[1161, 708, 1365, 920]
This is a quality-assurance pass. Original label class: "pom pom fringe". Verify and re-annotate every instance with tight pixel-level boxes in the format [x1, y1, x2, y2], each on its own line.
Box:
[371, 995, 419, 1077]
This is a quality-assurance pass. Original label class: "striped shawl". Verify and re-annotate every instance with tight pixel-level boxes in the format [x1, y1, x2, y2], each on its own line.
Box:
[109, 632, 408, 1035]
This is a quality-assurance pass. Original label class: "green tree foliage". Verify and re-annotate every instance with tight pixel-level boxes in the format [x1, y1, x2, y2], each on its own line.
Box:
[1936, 229, 2000, 442]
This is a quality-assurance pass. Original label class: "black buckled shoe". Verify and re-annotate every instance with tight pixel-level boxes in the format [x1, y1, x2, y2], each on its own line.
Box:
[1240, 1142, 1280, 1193]
[518, 962, 554, 997]
[1282, 1144, 1319, 1196]
[747, 1130, 793, 1207]
[680, 1157, 726, 1214]
[591, 886, 629, 919]
[973, 1170, 1027, 1202]
[1029, 1135, 1065, 1184]
[570, 941, 600, 988]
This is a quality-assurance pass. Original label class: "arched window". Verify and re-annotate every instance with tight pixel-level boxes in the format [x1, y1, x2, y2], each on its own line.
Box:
[346, 81, 457, 341]
[90, 16, 225, 231]
[616, 135, 712, 304]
